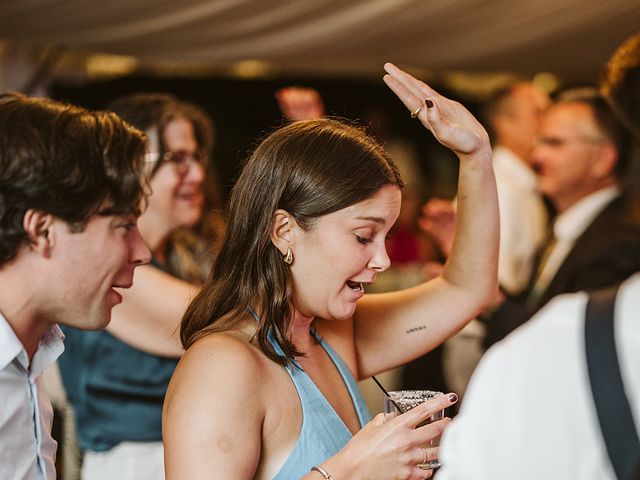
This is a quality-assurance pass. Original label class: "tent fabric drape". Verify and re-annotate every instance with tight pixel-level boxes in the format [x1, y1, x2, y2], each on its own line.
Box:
[1, 0, 639, 80]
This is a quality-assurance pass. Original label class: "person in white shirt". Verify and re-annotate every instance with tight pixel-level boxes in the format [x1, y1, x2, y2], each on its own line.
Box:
[0, 93, 150, 479]
[438, 31, 640, 480]
[483, 83, 550, 295]
[411, 82, 549, 396]
[483, 90, 640, 349]
[420, 82, 550, 293]
[437, 273, 640, 480]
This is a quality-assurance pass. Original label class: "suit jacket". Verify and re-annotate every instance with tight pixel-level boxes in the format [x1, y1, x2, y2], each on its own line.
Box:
[483, 192, 640, 349]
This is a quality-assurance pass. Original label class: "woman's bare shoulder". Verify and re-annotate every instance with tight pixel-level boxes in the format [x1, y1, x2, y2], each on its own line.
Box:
[177, 330, 266, 378]
[165, 331, 269, 424]
[163, 331, 267, 478]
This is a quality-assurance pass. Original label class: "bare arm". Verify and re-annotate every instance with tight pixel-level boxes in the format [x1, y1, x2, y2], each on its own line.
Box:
[163, 336, 264, 479]
[107, 265, 200, 357]
[353, 63, 499, 379]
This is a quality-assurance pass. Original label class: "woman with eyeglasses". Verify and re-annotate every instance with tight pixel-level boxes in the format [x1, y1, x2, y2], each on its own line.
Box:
[57, 93, 217, 480]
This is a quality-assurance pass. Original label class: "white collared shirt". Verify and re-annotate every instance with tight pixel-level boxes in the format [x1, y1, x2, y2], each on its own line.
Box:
[0, 313, 64, 480]
[493, 146, 548, 294]
[531, 186, 620, 295]
[438, 272, 640, 480]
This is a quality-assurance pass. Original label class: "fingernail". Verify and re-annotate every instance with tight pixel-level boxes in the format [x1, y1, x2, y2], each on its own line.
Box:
[448, 393, 458, 403]
[426, 99, 434, 108]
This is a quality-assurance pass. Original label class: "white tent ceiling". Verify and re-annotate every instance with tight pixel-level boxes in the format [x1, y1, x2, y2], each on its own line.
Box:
[1, 0, 639, 84]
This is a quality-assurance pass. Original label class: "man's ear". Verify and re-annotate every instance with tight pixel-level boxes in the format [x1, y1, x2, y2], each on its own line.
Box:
[493, 115, 510, 139]
[22, 209, 54, 256]
[594, 143, 619, 179]
[270, 209, 295, 255]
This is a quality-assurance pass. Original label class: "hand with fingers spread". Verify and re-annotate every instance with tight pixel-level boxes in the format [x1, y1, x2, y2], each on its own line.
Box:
[320, 393, 458, 480]
[422, 260, 445, 281]
[383, 63, 490, 158]
[419, 198, 457, 258]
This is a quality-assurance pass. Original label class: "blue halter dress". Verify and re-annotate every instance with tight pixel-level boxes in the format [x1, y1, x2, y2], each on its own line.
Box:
[249, 310, 371, 479]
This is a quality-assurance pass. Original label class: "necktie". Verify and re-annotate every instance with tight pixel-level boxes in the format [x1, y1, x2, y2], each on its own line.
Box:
[526, 228, 557, 308]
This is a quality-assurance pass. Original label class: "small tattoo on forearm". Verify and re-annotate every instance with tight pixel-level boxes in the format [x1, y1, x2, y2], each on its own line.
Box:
[406, 325, 427, 334]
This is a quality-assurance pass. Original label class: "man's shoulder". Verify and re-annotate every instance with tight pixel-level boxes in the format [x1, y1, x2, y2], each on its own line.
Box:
[597, 191, 640, 226]
[514, 292, 588, 341]
[485, 292, 589, 369]
[569, 192, 640, 265]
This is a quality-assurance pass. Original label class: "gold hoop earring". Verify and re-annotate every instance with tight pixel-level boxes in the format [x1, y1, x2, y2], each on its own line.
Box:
[283, 248, 293, 266]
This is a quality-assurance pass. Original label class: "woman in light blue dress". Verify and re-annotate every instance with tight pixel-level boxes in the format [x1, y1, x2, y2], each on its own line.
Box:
[163, 63, 499, 480]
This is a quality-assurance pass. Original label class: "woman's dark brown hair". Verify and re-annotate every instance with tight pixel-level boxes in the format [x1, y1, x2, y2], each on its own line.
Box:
[181, 118, 403, 364]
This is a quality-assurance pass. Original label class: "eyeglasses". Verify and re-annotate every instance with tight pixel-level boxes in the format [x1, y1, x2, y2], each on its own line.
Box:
[144, 148, 208, 175]
[535, 135, 609, 149]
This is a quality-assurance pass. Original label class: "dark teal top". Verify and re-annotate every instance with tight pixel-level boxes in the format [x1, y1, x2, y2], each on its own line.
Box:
[250, 310, 372, 479]
[58, 327, 178, 451]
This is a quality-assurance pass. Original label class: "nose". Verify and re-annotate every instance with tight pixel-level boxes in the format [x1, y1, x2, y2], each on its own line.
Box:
[129, 227, 152, 266]
[367, 242, 391, 272]
[184, 158, 206, 183]
[530, 142, 546, 172]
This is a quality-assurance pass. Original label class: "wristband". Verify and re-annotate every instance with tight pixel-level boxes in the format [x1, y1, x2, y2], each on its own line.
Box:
[310, 465, 335, 480]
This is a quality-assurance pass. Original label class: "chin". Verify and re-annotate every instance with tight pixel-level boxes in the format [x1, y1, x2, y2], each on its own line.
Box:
[177, 210, 203, 228]
[537, 181, 553, 197]
[67, 313, 110, 331]
[330, 304, 357, 321]
[90, 310, 113, 330]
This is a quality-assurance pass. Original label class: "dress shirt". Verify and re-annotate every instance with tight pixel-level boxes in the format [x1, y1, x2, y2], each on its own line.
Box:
[493, 146, 547, 294]
[438, 147, 546, 394]
[532, 186, 620, 296]
[0, 313, 64, 480]
[438, 272, 640, 480]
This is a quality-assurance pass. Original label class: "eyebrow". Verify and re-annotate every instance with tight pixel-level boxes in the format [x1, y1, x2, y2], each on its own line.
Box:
[355, 215, 387, 224]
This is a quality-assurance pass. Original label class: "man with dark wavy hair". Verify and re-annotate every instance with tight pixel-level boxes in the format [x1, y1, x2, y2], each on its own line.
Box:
[0, 93, 150, 479]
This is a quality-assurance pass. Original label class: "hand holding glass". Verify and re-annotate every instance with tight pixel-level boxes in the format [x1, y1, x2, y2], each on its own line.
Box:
[384, 390, 446, 470]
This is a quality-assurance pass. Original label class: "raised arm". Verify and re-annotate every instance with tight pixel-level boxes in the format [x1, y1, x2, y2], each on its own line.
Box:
[353, 63, 499, 379]
[107, 265, 200, 357]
